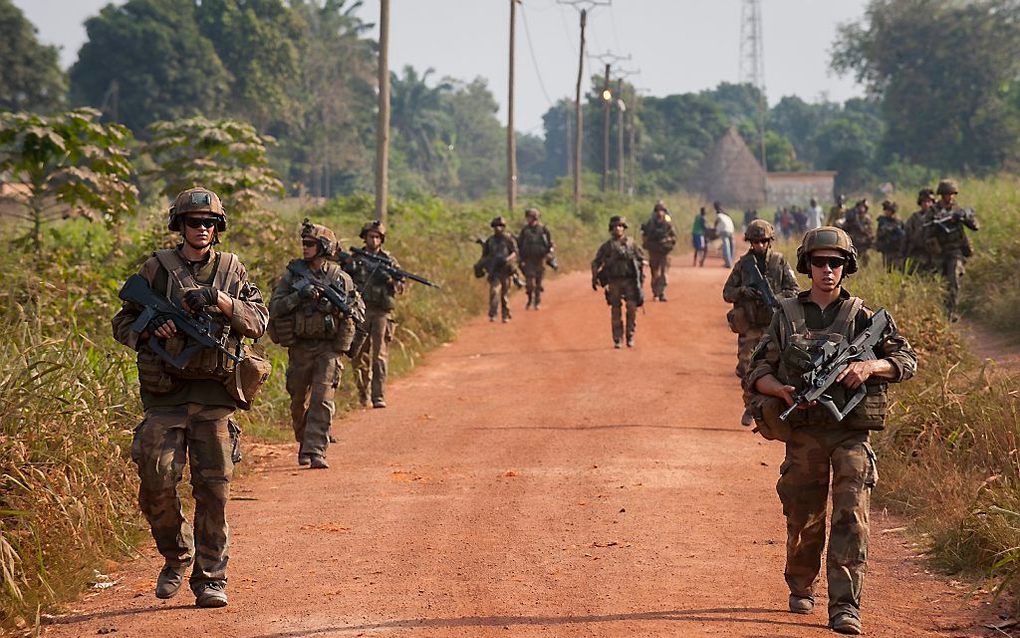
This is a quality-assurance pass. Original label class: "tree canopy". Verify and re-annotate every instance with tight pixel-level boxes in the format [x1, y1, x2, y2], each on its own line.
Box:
[0, 0, 66, 113]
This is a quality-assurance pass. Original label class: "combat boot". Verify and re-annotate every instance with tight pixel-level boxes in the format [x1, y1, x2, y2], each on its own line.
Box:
[741, 409, 754, 427]
[194, 581, 228, 608]
[373, 399, 387, 409]
[788, 594, 814, 614]
[298, 453, 311, 466]
[155, 562, 186, 599]
[309, 455, 329, 469]
[830, 612, 862, 635]
[613, 340, 622, 349]
[626, 336, 634, 348]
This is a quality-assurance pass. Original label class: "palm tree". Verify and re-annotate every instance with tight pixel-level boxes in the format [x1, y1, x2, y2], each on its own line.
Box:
[389, 65, 453, 172]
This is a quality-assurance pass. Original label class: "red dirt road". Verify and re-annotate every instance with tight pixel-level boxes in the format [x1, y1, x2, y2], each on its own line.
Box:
[45, 263, 992, 638]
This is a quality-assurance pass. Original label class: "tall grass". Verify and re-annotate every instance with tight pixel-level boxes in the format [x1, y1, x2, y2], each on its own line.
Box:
[0, 188, 686, 626]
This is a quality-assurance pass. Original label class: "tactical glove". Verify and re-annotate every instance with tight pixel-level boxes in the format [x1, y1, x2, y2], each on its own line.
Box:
[183, 287, 219, 310]
[298, 283, 320, 300]
[739, 286, 761, 301]
[591, 278, 599, 291]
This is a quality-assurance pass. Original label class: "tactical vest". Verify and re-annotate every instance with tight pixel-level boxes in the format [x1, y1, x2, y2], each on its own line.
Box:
[775, 296, 888, 431]
[740, 252, 785, 328]
[600, 240, 639, 280]
[922, 207, 972, 258]
[355, 251, 398, 311]
[875, 217, 905, 253]
[136, 249, 245, 392]
[269, 260, 357, 348]
[641, 220, 676, 253]
[519, 225, 551, 259]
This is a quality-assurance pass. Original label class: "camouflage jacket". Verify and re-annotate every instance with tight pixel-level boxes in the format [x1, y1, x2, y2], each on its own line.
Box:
[591, 236, 645, 282]
[722, 250, 799, 328]
[640, 216, 678, 254]
[517, 224, 554, 260]
[875, 216, 906, 255]
[344, 248, 403, 312]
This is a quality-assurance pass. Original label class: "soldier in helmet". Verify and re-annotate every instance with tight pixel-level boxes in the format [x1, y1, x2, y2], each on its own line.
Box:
[112, 187, 269, 608]
[477, 216, 519, 322]
[920, 179, 980, 320]
[591, 215, 645, 348]
[517, 208, 555, 310]
[901, 188, 936, 273]
[744, 226, 917, 636]
[826, 194, 848, 226]
[722, 219, 799, 426]
[842, 199, 874, 266]
[640, 200, 678, 301]
[269, 219, 364, 467]
[875, 201, 906, 271]
[346, 220, 403, 408]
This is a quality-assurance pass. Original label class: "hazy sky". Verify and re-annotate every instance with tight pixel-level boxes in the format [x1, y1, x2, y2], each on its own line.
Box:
[16, 0, 869, 134]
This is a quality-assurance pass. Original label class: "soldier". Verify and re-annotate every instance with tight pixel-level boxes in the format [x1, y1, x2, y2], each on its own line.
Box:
[347, 220, 403, 408]
[826, 194, 848, 226]
[920, 179, 980, 320]
[722, 219, 799, 426]
[517, 207, 555, 310]
[640, 201, 678, 301]
[112, 187, 269, 608]
[842, 199, 874, 267]
[269, 220, 363, 468]
[901, 188, 936, 273]
[477, 216, 519, 322]
[744, 226, 917, 635]
[875, 201, 906, 271]
[591, 215, 645, 348]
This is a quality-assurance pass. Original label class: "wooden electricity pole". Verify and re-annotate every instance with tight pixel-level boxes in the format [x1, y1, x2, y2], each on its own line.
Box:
[616, 79, 625, 195]
[374, 0, 391, 223]
[573, 8, 586, 212]
[601, 63, 610, 192]
[507, 0, 518, 213]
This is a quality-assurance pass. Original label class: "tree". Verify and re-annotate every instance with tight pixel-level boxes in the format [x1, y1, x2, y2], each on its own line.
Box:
[69, 0, 231, 132]
[832, 0, 1020, 173]
[813, 110, 883, 191]
[0, 0, 66, 113]
[443, 78, 504, 199]
[146, 116, 284, 213]
[389, 66, 455, 189]
[0, 108, 138, 259]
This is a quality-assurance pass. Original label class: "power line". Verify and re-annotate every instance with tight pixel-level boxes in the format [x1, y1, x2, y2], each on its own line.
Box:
[519, 3, 556, 107]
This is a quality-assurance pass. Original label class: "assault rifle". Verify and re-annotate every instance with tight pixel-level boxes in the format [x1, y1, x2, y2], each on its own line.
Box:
[119, 274, 243, 370]
[472, 237, 523, 288]
[779, 309, 890, 422]
[744, 258, 779, 310]
[287, 261, 362, 319]
[923, 207, 977, 234]
[345, 247, 440, 289]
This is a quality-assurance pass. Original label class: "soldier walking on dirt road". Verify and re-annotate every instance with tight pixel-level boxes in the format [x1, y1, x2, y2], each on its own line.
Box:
[592, 215, 645, 348]
[640, 201, 678, 301]
[475, 216, 519, 323]
[112, 187, 269, 608]
[744, 226, 917, 635]
[517, 208, 555, 310]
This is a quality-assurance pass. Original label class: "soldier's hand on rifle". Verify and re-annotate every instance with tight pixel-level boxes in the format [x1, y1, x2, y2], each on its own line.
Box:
[837, 360, 886, 390]
[152, 319, 177, 339]
[755, 374, 797, 407]
[298, 283, 320, 301]
[739, 286, 761, 300]
[182, 287, 220, 313]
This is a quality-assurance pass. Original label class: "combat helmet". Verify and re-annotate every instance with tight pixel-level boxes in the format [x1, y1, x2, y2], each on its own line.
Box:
[167, 187, 226, 233]
[608, 215, 628, 230]
[359, 219, 386, 243]
[881, 200, 898, 213]
[936, 179, 959, 196]
[744, 219, 775, 242]
[795, 226, 858, 275]
[917, 188, 935, 205]
[301, 218, 339, 258]
[490, 216, 508, 228]
[524, 207, 540, 219]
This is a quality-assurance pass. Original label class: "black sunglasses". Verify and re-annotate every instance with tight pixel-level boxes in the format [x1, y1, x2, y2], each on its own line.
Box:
[302, 239, 318, 247]
[184, 217, 218, 229]
[809, 255, 847, 269]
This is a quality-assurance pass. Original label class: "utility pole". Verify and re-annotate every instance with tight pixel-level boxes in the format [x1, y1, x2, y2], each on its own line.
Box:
[507, 0, 518, 213]
[558, 0, 611, 212]
[616, 79, 625, 195]
[601, 63, 611, 192]
[374, 0, 391, 223]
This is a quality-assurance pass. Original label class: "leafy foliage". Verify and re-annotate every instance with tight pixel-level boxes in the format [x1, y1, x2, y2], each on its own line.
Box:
[0, 0, 66, 113]
[146, 116, 284, 213]
[0, 108, 138, 258]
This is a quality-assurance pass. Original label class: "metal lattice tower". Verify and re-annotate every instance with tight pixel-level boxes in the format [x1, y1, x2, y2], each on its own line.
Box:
[739, 0, 765, 96]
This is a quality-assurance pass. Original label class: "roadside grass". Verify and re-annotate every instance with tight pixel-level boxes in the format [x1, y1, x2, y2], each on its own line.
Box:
[0, 188, 687, 628]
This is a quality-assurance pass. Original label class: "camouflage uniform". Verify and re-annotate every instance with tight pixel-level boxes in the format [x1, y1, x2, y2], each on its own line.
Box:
[900, 189, 936, 274]
[842, 202, 874, 267]
[914, 181, 980, 319]
[592, 216, 645, 347]
[826, 196, 847, 227]
[722, 221, 799, 378]
[744, 228, 917, 629]
[640, 205, 678, 301]
[112, 188, 268, 602]
[875, 203, 906, 271]
[269, 221, 362, 464]
[518, 213, 555, 310]
[479, 218, 519, 321]
[346, 223, 402, 407]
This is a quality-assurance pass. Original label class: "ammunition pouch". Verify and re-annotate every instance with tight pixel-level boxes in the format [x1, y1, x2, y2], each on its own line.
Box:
[226, 342, 272, 410]
[726, 306, 750, 334]
[162, 333, 240, 382]
[136, 348, 182, 395]
[473, 261, 486, 279]
[746, 392, 792, 442]
[267, 315, 297, 347]
[842, 383, 888, 431]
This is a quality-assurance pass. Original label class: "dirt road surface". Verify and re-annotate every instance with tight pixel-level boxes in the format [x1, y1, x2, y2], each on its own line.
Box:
[45, 262, 993, 638]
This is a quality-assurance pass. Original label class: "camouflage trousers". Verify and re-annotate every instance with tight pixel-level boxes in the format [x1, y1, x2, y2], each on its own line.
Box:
[286, 341, 343, 457]
[488, 275, 512, 320]
[355, 308, 393, 404]
[939, 253, 966, 319]
[736, 326, 765, 379]
[648, 251, 670, 299]
[521, 257, 546, 308]
[605, 278, 639, 343]
[777, 427, 877, 619]
[131, 403, 238, 591]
